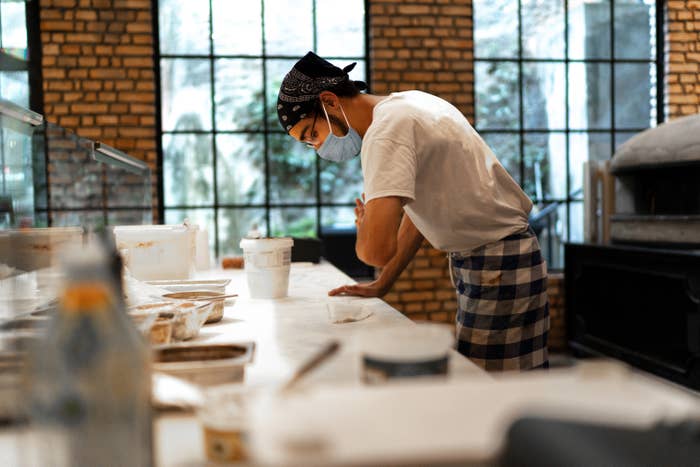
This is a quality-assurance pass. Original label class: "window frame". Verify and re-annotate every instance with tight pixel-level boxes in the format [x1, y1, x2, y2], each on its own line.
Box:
[472, 0, 665, 269]
[154, 0, 371, 275]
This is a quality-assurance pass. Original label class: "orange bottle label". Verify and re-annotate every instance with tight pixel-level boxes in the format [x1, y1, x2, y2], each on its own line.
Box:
[60, 282, 113, 313]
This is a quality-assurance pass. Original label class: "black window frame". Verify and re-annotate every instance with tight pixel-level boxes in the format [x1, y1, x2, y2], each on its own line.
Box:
[153, 0, 372, 277]
[472, 0, 665, 270]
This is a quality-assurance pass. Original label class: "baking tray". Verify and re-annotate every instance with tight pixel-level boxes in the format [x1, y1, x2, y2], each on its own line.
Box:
[146, 279, 231, 294]
[152, 341, 255, 387]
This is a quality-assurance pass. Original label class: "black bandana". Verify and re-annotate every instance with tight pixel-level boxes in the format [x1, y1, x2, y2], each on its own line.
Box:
[277, 51, 365, 133]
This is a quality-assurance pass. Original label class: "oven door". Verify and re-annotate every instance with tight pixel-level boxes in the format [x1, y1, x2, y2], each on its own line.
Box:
[565, 242, 700, 390]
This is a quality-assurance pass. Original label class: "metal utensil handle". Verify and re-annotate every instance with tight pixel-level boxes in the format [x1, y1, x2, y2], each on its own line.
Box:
[281, 340, 340, 392]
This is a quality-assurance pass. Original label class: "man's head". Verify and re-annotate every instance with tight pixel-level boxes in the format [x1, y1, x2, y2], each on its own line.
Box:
[277, 52, 367, 151]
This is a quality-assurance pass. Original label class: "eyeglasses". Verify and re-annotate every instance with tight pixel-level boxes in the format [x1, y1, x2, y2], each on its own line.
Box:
[301, 102, 321, 148]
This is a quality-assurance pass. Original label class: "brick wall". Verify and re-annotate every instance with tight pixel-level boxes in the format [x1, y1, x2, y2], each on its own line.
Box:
[369, 0, 474, 322]
[666, 1, 700, 118]
[39, 0, 159, 220]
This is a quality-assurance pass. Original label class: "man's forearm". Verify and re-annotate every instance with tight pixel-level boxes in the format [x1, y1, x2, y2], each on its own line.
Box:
[373, 214, 424, 291]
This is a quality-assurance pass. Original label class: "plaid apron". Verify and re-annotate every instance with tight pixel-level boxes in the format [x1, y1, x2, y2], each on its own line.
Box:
[449, 226, 550, 371]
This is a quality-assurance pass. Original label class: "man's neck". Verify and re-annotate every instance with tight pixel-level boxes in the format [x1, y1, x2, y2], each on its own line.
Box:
[344, 93, 388, 137]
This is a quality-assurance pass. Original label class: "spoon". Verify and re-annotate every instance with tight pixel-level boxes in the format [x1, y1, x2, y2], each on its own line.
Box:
[280, 340, 340, 393]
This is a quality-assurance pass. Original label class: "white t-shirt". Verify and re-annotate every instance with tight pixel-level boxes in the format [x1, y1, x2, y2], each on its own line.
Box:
[361, 90, 532, 252]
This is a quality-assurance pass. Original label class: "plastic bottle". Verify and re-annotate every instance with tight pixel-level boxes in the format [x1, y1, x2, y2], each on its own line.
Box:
[25, 237, 153, 467]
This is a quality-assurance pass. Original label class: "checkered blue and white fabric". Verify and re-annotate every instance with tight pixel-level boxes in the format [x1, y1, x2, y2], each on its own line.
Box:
[449, 226, 550, 371]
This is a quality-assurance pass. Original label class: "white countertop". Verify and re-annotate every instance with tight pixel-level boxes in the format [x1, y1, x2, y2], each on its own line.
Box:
[155, 261, 487, 466]
[3, 262, 699, 467]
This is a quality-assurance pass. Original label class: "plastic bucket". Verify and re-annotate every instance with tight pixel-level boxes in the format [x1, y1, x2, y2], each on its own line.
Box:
[357, 323, 455, 384]
[239, 238, 293, 299]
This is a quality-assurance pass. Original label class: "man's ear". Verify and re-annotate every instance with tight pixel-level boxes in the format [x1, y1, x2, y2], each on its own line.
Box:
[319, 91, 339, 108]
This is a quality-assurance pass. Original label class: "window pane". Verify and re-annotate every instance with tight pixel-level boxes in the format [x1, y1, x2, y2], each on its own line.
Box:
[0, 71, 29, 108]
[614, 63, 654, 129]
[161, 59, 212, 131]
[51, 210, 104, 229]
[216, 134, 265, 205]
[523, 132, 567, 200]
[569, 201, 584, 243]
[569, 132, 612, 198]
[568, 0, 611, 60]
[266, 58, 298, 129]
[522, 0, 565, 59]
[317, 0, 365, 57]
[614, 0, 655, 60]
[320, 155, 363, 204]
[1, 1, 27, 49]
[268, 134, 317, 204]
[264, 0, 313, 56]
[473, 0, 518, 58]
[569, 63, 611, 130]
[219, 208, 267, 256]
[212, 0, 262, 55]
[475, 61, 519, 129]
[531, 202, 565, 269]
[215, 58, 264, 131]
[270, 207, 316, 238]
[481, 132, 521, 186]
[105, 166, 150, 209]
[163, 133, 213, 206]
[108, 210, 152, 226]
[48, 136, 101, 210]
[523, 62, 565, 130]
[158, 0, 209, 55]
[321, 206, 356, 230]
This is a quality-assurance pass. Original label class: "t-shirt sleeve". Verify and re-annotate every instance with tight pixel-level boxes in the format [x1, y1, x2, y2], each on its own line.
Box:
[362, 136, 417, 203]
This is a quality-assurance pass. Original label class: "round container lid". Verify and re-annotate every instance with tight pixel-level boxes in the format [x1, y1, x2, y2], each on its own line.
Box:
[357, 323, 455, 362]
[239, 237, 293, 251]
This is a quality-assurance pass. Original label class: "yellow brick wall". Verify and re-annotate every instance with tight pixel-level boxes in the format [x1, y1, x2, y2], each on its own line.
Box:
[369, 0, 474, 322]
[666, 1, 700, 118]
[39, 0, 159, 220]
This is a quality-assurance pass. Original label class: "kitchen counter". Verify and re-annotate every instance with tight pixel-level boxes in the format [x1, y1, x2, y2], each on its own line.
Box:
[2, 261, 699, 466]
[155, 260, 487, 466]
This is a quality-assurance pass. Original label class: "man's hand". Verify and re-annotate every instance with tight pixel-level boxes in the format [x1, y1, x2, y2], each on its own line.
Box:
[328, 279, 390, 298]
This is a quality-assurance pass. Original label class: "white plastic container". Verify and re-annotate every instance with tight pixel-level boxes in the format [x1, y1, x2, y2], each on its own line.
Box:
[239, 237, 293, 299]
[0, 227, 84, 272]
[357, 323, 455, 384]
[113, 224, 195, 281]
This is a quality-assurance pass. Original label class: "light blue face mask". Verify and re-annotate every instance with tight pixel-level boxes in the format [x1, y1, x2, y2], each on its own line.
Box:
[316, 102, 362, 163]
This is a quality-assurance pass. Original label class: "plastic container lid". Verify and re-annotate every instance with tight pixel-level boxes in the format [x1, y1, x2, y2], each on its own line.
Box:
[357, 323, 455, 362]
[239, 237, 293, 251]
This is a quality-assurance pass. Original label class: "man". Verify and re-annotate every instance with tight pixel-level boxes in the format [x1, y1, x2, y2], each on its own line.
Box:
[277, 52, 549, 371]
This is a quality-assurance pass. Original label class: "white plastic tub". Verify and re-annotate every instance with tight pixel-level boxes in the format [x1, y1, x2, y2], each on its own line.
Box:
[239, 237, 293, 299]
[357, 323, 455, 384]
[0, 227, 83, 272]
[113, 224, 195, 281]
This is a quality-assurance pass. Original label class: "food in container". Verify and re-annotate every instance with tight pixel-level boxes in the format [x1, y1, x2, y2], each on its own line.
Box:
[161, 291, 230, 324]
[128, 300, 209, 342]
[170, 301, 211, 341]
[153, 342, 255, 387]
[356, 323, 455, 384]
[197, 384, 260, 463]
[128, 307, 160, 336]
[149, 316, 173, 345]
